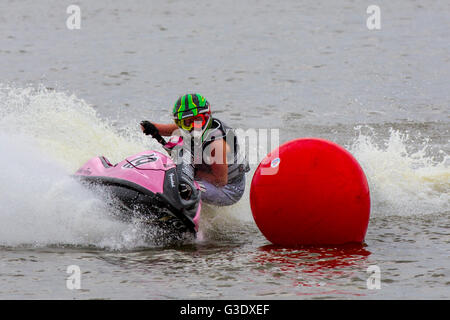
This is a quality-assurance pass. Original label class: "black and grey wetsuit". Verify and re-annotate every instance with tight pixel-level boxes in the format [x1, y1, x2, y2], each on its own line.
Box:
[194, 118, 250, 206]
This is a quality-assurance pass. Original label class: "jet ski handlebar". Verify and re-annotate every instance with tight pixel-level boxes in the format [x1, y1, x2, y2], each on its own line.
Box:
[141, 121, 201, 207]
[140, 120, 167, 146]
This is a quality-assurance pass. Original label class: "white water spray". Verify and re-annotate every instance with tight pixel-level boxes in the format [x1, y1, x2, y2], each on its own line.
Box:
[349, 127, 449, 217]
[0, 85, 163, 249]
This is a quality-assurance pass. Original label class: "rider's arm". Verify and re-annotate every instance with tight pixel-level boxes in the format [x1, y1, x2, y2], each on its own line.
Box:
[195, 139, 229, 187]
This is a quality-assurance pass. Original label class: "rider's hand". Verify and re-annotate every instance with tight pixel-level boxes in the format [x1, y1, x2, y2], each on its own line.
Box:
[140, 120, 158, 136]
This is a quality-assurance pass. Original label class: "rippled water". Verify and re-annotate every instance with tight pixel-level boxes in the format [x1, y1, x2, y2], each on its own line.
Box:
[0, 0, 449, 299]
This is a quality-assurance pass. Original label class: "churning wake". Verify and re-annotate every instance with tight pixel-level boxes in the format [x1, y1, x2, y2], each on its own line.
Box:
[349, 126, 449, 217]
[0, 84, 448, 248]
[0, 84, 174, 249]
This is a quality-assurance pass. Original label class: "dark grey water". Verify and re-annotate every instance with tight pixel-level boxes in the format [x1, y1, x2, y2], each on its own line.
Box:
[0, 0, 448, 299]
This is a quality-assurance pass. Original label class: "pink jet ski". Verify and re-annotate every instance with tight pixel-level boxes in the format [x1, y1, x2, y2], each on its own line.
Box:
[74, 124, 201, 238]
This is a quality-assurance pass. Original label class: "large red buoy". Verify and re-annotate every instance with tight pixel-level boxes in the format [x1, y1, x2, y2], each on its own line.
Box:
[250, 138, 370, 246]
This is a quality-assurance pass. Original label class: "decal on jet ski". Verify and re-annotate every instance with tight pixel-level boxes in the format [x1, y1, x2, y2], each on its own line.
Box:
[123, 154, 158, 168]
[271, 157, 280, 168]
[168, 172, 176, 188]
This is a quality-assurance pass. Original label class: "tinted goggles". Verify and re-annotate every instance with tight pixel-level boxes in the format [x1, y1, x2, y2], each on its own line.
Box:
[174, 113, 209, 131]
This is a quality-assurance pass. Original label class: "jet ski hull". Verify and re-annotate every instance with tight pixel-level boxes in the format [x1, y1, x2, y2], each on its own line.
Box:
[74, 150, 201, 237]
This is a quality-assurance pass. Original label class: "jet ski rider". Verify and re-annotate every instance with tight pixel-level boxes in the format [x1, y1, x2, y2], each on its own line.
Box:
[140, 93, 250, 206]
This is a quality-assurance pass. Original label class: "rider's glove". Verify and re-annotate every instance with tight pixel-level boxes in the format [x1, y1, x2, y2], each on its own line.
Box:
[140, 120, 158, 136]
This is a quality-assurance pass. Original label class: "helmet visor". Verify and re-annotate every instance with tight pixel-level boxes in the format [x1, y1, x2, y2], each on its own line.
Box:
[174, 113, 209, 132]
